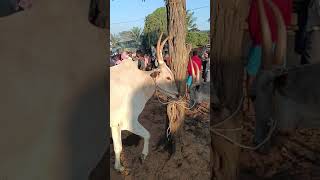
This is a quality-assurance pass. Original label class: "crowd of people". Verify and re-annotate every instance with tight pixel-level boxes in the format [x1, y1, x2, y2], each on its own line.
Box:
[110, 46, 210, 88]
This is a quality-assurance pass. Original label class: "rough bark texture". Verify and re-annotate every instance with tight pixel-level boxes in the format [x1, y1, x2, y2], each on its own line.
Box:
[165, 0, 190, 158]
[211, 0, 249, 180]
[166, 0, 189, 95]
[166, 0, 189, 133]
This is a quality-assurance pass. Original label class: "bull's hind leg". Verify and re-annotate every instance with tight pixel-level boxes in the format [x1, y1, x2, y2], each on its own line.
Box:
[111, 125, 124, 172]
[126, 121, 150, 160]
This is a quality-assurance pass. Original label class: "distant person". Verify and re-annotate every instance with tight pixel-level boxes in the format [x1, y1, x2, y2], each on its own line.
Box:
[132, 52, 136, 59]
[206, 52, 210, 82]
[144, 54, 153, 71]
[136, 50, 147, 70]
[164, 53, 172, 67]
[115, 51, 129, 65]
[186, 50, 202, 89]
[110, 57, 115, 67]
[113, 54, 121, 65]
[201, 50, 209, 82]
[297, 0, 320, 64]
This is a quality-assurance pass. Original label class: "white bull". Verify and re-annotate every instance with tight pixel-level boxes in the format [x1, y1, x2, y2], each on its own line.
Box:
[110, 33, 178, 172]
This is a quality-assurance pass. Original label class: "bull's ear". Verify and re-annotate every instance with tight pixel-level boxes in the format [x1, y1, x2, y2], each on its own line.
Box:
[150, 71, 160, 78]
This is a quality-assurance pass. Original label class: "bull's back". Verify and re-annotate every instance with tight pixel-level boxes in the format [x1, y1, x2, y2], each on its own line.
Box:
[0, 3, 107, 180]
[110, 62, 148, 127]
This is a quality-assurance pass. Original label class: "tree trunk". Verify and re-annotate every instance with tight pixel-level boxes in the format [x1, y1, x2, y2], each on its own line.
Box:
[211, 0, 249, 180]
[165, 0, 190, 155]
[166, 0, 189, 95]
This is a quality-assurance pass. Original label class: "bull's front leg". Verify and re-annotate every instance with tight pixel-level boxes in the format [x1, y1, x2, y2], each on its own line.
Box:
[111, 125, 124, 172]
[126, 120, 150, 161]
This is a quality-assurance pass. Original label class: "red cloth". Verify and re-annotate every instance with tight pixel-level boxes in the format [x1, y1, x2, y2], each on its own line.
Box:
[247, 0, 292, 45]
[187, 55, 202, 76]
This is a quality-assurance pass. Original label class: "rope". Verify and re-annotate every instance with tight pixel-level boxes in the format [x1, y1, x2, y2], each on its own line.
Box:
[214, 126, 244, 131]
[211, 118, 277, 150]
[210, 85, 277, 150]
[152, 76, 197, 110]
[151, 76, 199, 139]
[212, 92, 245, 128]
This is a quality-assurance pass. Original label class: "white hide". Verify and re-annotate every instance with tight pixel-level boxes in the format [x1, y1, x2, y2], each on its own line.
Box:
[110, 58, 177, 172]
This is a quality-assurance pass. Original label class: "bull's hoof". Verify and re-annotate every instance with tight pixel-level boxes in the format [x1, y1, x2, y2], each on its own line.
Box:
[115, 165, 125, 173]
[120, 168, 130, 176]
[139, 154, 147, 163]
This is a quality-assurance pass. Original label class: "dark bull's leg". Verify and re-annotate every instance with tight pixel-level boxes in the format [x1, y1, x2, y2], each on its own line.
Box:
[88, 0, 107, 29]
[254, 71, 275, 150]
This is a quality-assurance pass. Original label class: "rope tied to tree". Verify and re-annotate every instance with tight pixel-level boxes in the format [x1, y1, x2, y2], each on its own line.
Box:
[211, 117, 277, 150]
[211, 90, 277, 150]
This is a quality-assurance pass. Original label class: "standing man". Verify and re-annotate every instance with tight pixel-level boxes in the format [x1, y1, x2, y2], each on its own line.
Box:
[299, 0, 320, 64]
[136, 50, 148, 70]
[201, 50, 209, 82]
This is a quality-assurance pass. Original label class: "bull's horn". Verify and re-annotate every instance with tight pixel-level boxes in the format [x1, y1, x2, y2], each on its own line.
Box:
[193, 61, 200, 84]
[190, 57, 195, 80]
[267, 0, 286, 66]
[156, 32, 170, 65]
[257, 0, 273, 70]
[156, 32, 163, 65]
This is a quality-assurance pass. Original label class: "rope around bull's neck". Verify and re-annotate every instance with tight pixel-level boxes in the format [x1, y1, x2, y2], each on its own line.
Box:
[151, 75, 199, 140]
[151, 76, 197, 110]
[152, 74, 276, 151]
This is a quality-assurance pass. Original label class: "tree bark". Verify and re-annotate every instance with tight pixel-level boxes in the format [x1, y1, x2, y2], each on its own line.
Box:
[166, 0, 189, 95]
[211, 0, 249, 180]
[165, 0, 190, 155]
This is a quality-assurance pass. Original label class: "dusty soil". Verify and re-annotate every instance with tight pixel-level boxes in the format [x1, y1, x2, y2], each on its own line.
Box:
[109, 96, 211, 180]
[239, 101, 320, 180]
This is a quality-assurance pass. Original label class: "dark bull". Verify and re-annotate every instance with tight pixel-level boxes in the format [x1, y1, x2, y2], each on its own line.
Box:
[253, 0, 320, 146]
[188, 61, 215, 107]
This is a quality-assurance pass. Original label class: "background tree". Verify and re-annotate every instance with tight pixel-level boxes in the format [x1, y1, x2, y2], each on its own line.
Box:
[211, 0, 250, 180]
[110, 33, 120, 48]
[186, 10, 197, 31]
[186, 31, 209, 48]
[119, 27, 142, 47]
[141, 0, 197, 159]
[143, 6, 206, 48]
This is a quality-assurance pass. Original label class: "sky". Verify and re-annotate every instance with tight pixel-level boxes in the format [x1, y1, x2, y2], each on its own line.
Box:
[110, 0, 210, 34]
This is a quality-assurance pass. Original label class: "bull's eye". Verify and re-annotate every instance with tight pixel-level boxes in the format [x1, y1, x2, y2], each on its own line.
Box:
[166, 77, 171, 80]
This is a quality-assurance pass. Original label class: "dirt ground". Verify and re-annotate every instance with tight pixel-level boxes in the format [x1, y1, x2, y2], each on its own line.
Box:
[109, 96, 211, 180]
[90, 95, 320, 180]
[238, 101, 320, 180]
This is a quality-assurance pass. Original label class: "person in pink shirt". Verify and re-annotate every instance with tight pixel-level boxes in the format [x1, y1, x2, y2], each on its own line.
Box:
[115, 51, 129, 65]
